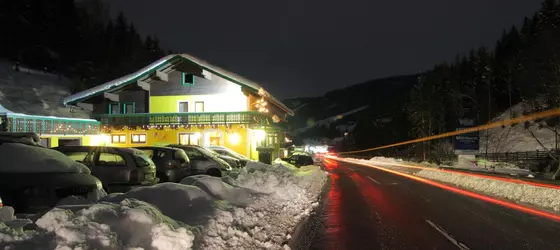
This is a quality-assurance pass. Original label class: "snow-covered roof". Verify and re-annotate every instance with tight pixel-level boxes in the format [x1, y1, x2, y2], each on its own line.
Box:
[63, 54, 294, 115]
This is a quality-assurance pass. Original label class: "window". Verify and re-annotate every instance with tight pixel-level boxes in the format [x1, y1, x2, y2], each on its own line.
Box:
[179, 133, 200, 145]
[123, 103, 136, 114]
[183, 147, 204, 160]
[131, 134, 147, 144]
[109, 103, 120, 114]
[178, 101, 188, 113]
[64, 151, 89, 162]
[178, 101, 189, 123]
[97, 153, 126, 166]
[141, 149, 154, 158]
[109, 102, 135, 114]
[111, 134, 126, 144]
[181, 72, 195, 86]
[195, 101, 204, 112]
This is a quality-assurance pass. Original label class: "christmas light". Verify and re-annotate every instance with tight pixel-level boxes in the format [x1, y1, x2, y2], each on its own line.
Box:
[100, 123, 238, 133]
[3, 116, 100, 135]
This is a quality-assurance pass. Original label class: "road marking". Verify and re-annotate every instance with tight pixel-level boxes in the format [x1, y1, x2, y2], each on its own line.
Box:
[425, 220, 470, 250]
[367, 176, 381, 185]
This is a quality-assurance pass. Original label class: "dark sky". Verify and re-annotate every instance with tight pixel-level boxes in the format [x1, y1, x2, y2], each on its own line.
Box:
[110, 0, 541, 99]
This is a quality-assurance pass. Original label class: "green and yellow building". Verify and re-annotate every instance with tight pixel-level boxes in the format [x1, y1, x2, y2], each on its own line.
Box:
[62, 54, 294, 160]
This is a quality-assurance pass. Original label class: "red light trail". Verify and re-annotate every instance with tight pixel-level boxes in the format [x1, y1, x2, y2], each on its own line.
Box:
[332, 157, 560, 222]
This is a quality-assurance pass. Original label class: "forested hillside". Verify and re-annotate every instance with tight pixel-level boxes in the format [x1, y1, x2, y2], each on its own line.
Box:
[0, 0, 166, 93]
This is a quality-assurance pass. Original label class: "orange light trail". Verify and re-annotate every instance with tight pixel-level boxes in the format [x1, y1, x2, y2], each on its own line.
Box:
[332, 157, 560, 222]
[340, 108, 560, 155]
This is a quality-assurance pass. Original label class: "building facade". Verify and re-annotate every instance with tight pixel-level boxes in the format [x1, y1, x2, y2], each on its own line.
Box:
[62, 54, 293, 160]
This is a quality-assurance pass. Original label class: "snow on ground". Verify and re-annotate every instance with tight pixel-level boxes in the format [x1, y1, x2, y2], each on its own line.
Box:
[481, 102, 556, 153]
[0, 161, 327, 250]
[0, 60, 89, 118]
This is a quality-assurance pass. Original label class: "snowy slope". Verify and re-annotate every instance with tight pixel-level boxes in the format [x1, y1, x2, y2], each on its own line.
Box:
[481, 102, 556, 153]
[0, 61, 90, 118]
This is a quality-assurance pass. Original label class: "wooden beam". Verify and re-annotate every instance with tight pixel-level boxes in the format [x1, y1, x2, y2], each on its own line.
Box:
[156, 70, 169, 82]
[76, 102, 94, 111]
[137, 79, 151, 91]
[202, 69, 212, 80]
[104, 92, 119, 102]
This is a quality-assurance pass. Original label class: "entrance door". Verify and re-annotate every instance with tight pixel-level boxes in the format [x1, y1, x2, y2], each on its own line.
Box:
[58, 138, 82, 147]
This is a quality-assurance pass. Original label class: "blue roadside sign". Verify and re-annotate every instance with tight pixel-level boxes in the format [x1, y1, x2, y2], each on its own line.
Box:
[454, 118, 479, 152]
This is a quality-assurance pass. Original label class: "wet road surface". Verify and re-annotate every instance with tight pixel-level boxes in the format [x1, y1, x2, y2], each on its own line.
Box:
[295, 159, 560, 250]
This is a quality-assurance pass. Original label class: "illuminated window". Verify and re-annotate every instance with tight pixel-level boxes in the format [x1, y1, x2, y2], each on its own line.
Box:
[131, 134, 147, 144]
[179, 133, 200, 145]
[111, 134, 126, 143]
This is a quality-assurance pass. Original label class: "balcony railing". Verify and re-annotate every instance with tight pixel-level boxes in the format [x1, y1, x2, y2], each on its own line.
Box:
[0, 113, 101, 135]
[94, 111, 273, 127]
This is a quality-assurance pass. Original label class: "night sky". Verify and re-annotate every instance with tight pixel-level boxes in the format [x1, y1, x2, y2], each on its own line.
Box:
[110, 0, 541, 99]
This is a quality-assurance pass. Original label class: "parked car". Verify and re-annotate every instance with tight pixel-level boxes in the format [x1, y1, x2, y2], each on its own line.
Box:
[167, 144, 232, 177]
[174, 144, 241, 168]
[207, 146, 250, 166]
[53, 146, 158, 192]
[0, 132, 103, 214]
[282, 152, 315, 167]
[134, 146, 191, 182]
[192, 145, 241, 168]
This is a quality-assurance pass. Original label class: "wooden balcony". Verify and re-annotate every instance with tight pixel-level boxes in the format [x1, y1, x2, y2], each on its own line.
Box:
[94, 111, 273, 127]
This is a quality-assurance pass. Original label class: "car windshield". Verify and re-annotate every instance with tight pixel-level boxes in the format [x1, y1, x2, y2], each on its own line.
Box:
[211, 147, 249, 160]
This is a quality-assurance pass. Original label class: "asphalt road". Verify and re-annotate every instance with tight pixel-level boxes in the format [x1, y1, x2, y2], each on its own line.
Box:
[295, 159, 560, 250]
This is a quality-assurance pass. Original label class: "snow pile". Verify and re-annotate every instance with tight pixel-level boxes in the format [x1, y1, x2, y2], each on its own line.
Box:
[0, 142, 90, 174]
[1, 162, 327, 250]
[200, 163, 326, 249]
[415, 169, 560, 211]
[1, 199, 195, 249]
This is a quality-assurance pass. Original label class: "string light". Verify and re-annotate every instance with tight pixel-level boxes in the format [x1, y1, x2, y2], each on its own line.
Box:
[5, 117, 100, 135]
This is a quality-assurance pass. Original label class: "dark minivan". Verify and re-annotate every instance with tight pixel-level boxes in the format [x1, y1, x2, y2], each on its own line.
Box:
[53, 146, 158, 192]
[134, 146, 191, 182]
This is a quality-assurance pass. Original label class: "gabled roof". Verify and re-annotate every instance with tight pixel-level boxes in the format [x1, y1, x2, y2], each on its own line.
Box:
[63, 54, 294, 115]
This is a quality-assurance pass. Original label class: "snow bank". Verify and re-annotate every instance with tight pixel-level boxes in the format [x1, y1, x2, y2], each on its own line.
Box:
[415, 169, 560, 212]
[1, 162, 327, 250]
[0, 142, 90, 174]
[201, 163, 326, 249]
[1, 199, 195, 249]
